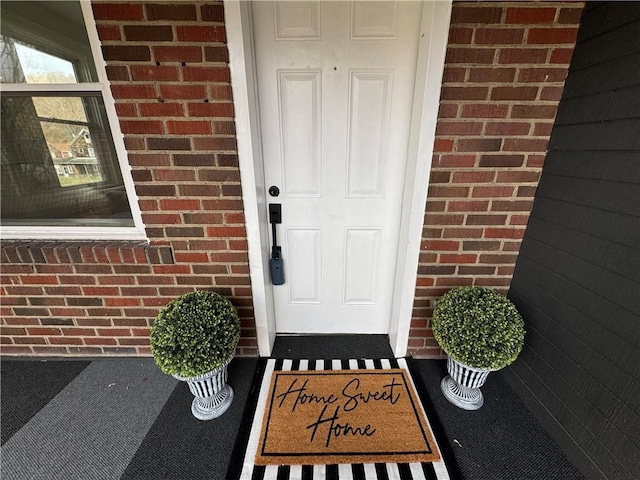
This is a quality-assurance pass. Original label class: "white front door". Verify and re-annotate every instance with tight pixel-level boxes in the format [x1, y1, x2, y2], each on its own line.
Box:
[253, 1, 423, 334]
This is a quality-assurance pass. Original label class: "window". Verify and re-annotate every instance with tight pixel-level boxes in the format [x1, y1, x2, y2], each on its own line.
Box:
[0, 0, 145, 240]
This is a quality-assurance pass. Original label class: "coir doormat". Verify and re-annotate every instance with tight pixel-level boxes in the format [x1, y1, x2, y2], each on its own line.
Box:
[228, 358, 454, 479]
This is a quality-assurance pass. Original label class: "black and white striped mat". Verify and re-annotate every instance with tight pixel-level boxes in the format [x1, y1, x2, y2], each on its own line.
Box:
[228, 358, 452, 480]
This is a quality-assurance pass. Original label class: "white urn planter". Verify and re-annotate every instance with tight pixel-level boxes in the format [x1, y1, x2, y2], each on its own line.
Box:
[431, 286, 526, 412]
[173, 357, 234, 421]
[149, 290, 241, 422]
[441, 356, 494, 411]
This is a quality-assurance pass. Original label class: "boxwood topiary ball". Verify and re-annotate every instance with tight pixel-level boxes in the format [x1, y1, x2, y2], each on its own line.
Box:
[432, 286, 525, 370]
[150, 290, 241, 378]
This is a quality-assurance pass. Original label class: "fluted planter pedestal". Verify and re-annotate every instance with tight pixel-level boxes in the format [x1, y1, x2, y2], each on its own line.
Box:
[441, 356, 494, 411]
[173, 357, 234, 420]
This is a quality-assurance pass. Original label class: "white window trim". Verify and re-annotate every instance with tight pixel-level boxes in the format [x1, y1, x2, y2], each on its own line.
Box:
[0, 6, 94, 77]
[0, 1, 146, 241]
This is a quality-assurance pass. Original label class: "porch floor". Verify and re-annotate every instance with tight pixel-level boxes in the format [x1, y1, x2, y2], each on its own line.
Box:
[1, 335, 584, 479]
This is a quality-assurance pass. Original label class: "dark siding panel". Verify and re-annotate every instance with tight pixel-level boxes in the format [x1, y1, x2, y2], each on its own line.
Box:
[524, 217, 638, 290]
[512, 339, 626, 477]
[554, 279, 638, 357]
[534, 175, 638, 216]
[511, 257, 638, 372]
[554, 86, 640, 125]
[562, 54, 640, 98]
[507, 3, 640, 480]
[531, 197, 639, 248]
[524, 332, 634, 452]
[571, 18, 640, 71]
[577, 2, 640, 41]
[523, 237, 636, 313]
[549, 119, 640, 151]
[505, 359, 608, 480]
[543, 151, 639, 183]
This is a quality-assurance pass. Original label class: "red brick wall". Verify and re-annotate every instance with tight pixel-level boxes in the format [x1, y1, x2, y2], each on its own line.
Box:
[408, 2, 584, 357]
[0, 1, 583, 357]
[1, 1, 258, 357]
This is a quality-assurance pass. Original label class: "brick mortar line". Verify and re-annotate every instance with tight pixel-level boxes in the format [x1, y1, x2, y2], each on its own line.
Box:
[437, 102, 565, 109]
[95, 20, 226, 25]
[441, 83, 569, 88]
[113, 80, 232, 83]
[99, 45, 228, 52]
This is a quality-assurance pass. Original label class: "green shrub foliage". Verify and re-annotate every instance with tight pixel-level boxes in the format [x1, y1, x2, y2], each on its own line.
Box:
[432, 286, 525, 370]
[150, 290, 241, 378]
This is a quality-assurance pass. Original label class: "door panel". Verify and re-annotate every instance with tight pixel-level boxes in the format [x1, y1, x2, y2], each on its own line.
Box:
[347, 71, 392, 197]
[286, 227, 322, 304]
[253, 1, 422, 333]
[279, 71, 322, 197]
[343, 227, 381, 304]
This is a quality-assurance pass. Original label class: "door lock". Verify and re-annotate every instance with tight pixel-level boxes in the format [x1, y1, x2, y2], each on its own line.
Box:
[268, 185, 280, 197]
[268, 203, 284, 285]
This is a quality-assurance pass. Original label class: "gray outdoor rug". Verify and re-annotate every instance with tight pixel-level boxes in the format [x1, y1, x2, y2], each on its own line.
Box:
[0, 354, 585, 480]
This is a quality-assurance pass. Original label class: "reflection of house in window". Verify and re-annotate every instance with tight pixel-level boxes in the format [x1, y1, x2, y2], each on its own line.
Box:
[48, 128, 102, 186]
[48, 143, 73, 159]
[53, 156, 101, 181]
[70, 128, 91, 157]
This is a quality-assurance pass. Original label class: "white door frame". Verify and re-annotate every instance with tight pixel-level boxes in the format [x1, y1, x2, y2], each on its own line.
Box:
[224, 0, 452, 357]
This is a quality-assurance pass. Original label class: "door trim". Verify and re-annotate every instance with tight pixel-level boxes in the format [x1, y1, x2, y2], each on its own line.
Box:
[224, 0, 452, 357]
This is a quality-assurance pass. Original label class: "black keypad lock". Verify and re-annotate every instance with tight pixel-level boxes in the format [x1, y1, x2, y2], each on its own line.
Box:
[269, 202, 284, 285]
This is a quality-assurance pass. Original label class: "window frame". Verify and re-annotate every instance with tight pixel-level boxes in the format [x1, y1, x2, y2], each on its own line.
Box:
[0, 1, 146, 241]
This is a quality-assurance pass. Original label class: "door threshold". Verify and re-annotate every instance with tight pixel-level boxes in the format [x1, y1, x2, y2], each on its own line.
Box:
[271, 334, 394, 359]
